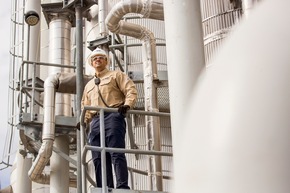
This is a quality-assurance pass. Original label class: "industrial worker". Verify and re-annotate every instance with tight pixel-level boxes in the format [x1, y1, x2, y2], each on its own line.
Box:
[81, 47, 137, 189]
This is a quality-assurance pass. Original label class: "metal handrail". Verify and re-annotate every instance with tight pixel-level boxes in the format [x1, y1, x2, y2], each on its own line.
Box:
[80, 106, 172, 193]
[18, 60, 76, 117]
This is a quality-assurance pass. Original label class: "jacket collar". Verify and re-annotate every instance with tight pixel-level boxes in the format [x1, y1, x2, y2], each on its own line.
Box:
[95, 68, 109, 77]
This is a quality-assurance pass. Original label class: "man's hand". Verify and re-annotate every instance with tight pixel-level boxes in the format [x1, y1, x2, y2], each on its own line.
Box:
[118, 105, 130, 114]
[76, 122, 86, 130]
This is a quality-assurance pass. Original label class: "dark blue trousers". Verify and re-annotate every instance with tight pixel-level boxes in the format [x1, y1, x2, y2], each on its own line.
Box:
[89, 112, 130, 189]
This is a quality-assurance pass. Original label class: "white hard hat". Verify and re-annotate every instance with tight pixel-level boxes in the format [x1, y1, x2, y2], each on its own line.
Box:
[88, 47, 108, 66]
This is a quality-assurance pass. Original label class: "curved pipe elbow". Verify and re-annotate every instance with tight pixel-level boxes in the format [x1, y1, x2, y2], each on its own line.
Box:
[105, 0, 164, 34]
[44, 73, 59, 89]
[28, 139, 53, 183]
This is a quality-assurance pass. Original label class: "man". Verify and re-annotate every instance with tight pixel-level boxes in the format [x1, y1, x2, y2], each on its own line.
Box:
[81, 47, 137, 189]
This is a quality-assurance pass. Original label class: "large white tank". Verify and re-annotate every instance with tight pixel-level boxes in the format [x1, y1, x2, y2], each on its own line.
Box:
[174, 0, 290, 192]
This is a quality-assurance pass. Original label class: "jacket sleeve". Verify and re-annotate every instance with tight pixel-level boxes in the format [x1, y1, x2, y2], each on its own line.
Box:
[81, 85, 93, 123]
[117, 72, 137, 109]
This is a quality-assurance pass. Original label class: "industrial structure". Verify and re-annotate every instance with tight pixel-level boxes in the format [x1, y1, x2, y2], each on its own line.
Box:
[2, 0, 290, 193]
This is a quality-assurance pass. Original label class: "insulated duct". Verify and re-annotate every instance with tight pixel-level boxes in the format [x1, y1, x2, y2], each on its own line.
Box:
[28, 74, 58, 184]
[106, 0, 164, 39]
[106, 0, 164, 190]
[28, 73, 93, 186]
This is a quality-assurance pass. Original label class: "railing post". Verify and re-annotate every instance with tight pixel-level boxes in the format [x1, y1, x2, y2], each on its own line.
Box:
[100, 109, 108, 193]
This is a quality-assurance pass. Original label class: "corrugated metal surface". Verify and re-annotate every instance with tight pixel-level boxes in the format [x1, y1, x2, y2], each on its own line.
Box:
[125, 115, 172, 191]
[126, 16, 167, 72]
[121, 16, 171, 191]
[201, 0, 243, 65]
[107, 1, 172, 190]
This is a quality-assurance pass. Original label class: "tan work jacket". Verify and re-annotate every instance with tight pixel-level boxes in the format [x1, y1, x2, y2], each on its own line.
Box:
[81, 68, 137, 123]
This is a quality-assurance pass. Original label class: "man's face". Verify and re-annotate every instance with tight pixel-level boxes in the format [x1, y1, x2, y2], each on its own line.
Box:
[91, 54, 107, 72]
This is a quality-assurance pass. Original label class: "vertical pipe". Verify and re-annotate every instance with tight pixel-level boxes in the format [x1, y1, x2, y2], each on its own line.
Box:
[31, 61, 35, 121]
[28, 0, 41, 113]
[14, 146, 32, 193]
[163, 0, 205, 191]
[75, 5, 84, 193]
[98, 0, 108, 36]
[49, 17, 72, 116]
[24, 25, 30, 113]
[124, 20, 128, 73]
[84, 5, 99, 75]
[111, 33, 116, 70]
[142, 39, 163, 191]
[18, 0, 41, 192]
[48, 16, 71, 193]
[50, 135, 70, 193]
[24, 0, 41, 119]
